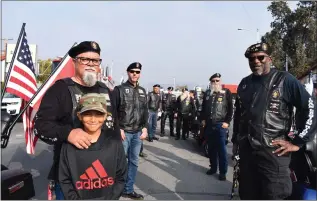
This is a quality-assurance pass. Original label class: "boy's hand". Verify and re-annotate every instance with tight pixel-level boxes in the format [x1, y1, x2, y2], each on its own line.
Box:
[68, 128, 92, 149]
[140, 128, 148, 140]
[120, 129, 126, 141]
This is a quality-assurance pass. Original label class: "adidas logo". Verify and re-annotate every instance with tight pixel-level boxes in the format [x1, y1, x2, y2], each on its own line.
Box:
[76, 159, 114, 190]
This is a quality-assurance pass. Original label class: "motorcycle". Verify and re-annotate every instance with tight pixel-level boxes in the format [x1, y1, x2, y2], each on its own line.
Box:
[1, 110, 35, 199]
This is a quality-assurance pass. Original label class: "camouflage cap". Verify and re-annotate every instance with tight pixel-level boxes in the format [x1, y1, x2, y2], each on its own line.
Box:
[78, 93, 107, 114]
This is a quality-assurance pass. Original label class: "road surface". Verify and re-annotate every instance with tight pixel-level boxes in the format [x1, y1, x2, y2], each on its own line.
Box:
[2, 122, 236, 200]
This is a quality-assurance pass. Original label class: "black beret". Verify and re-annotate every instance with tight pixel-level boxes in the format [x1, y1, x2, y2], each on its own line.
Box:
[127, 62, 142, 71]
[245, 42, 271, 58]
[189, 90, 195, 93]
[153, 84, 160, 88]
[68, 41, 101, 58]
[167, 87, 174, 91]
[209, 73, 221, 81]
[182, 88, 188, 92]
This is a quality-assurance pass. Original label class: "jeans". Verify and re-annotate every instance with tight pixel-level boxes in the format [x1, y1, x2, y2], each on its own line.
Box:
[205, 121, 228, 175]
[148, 111, 158, 139]
[55, 182, 64, 200]
[122, 131, 142, 194]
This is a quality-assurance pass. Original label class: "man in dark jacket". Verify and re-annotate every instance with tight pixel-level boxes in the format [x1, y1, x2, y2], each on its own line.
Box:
[112, 62, 148, 200]
[33, 41, 119, 199]
[201, 73, 233, 180]
[232, 42, 317, 199]
[147, 84, 161, 141]
[175, 88, 196, 140]
[160, 87, 177, 137]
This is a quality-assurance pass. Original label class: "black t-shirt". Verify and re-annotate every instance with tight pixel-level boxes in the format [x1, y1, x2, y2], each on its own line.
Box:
[59, 129, 127, 200]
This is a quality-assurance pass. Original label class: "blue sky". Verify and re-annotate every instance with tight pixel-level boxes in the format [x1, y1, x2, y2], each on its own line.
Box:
[2, 1, 298, 89]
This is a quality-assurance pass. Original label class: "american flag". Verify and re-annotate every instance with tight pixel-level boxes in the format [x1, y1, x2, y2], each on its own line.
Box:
[5, 29, 38, 154]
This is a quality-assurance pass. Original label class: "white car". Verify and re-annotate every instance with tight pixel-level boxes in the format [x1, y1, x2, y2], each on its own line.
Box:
[1, 93, 22, 116]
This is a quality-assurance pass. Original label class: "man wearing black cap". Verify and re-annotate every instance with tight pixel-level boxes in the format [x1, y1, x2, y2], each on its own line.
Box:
[34, 41, 119, 199]
[232, 42, 317, 199]
[201, 73, 233, 180]
[112, 62, 148, 200]
[175, 88, 196, 140]
[147, 84, 162, 141]
[161, 87, 177, 137]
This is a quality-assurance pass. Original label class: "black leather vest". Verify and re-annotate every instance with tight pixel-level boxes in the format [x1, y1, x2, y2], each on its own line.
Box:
[237, 70, 292, 148]
[203, 89, 229, 123]
[117, 81, 147, 132]
[63, 78, 115, 131]
[162, 93, 177, 111]
[148, 92, 161, 111]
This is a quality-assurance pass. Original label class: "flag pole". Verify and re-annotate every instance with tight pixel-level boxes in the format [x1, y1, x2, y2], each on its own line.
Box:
[1, 42, 77, 148]
[1, 23, 26, 102]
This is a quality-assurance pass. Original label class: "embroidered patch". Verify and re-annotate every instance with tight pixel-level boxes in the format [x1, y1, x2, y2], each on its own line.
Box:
[125, 89, 129, 93]
[272, 90, 280, 99]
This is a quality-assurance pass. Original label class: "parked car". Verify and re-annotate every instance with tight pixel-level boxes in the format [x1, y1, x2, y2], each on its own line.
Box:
[1, 93, 22, 117]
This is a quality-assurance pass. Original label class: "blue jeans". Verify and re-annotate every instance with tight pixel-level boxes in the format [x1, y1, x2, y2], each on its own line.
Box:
[122, 131, 142, 193]
[148, 111, 158, 139]
[205, 121, 228, 175]
[55, 182, 64, 200]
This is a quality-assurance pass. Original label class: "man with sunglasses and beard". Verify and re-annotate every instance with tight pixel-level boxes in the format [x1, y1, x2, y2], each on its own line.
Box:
[201, 73, 233, 180]
[34, 41, 119, 199]
[112, 62, 148, 200]
[232, 42, 317, 199]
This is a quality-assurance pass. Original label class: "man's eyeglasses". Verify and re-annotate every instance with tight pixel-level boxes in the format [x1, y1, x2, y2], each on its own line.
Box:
[248, 55, 268, 62]
[75, 57, 102, 65]
[211, 80, 220, 83]
[129, 70, 141, 74]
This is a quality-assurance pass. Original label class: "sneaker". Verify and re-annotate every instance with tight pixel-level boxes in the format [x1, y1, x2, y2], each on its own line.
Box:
[121, 191, 144, 200]
[139, 152, 147, 157]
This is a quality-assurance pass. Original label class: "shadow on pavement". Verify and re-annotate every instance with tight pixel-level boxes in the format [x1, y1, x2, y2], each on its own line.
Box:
[142, 144, 233, 200]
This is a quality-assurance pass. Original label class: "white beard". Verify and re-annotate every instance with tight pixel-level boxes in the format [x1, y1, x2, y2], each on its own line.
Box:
[82, 71, 97, 87]
[210, 84, 222, 93]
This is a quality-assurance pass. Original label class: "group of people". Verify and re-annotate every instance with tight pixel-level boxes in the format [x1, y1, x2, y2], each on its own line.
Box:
[33, 40, 316, 200]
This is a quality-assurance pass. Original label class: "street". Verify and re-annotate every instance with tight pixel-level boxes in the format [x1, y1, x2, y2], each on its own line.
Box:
[2, 122, 235, 200]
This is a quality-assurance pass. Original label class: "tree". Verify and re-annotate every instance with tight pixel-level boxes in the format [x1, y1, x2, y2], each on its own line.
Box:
[262, 1, 317, 77]
[37, 59, 52, 83]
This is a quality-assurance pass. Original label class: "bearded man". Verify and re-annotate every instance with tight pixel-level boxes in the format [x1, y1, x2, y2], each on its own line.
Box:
[201, 73, 233, 180]
[34, 41, 119, 199]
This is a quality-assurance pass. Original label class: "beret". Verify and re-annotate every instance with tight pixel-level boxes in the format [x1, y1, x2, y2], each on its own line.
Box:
[167, 87, 174, 91]
[127, 62, 142, 71]
[209, 73, 221, 81]
[153, 84, 160, 88]
[68, 41, 101, 58]
[245, 42, 271, 58]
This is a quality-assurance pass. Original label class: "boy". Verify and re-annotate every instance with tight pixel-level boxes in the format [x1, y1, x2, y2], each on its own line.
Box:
[59, 93, 127, 200]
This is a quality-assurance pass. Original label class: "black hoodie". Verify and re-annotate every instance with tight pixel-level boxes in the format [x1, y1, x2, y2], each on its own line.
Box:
[59, 129, 127, 200]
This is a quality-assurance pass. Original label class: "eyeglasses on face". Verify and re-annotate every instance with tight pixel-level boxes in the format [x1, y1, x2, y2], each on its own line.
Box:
[211, 80, 220, 83]
[75, 57, 102, 65]
[129, 70, 141, 74]
[248, 55, 268, 62]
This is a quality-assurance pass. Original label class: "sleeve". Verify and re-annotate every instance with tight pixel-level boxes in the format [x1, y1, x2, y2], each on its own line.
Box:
[224, 89, 233, 125]
[111, 87, 122, 133]
[175, 97, 180, 113]
[201, 92, 207, 121]
[59, 144, 80, 200]
[283, 74, 317, 147]
[191, 98, 196, 114]
[231, 95, 241, 144]
[110, 142, 128, 199]
[33, 82, 73, 143]
[142, 89, 149, 129]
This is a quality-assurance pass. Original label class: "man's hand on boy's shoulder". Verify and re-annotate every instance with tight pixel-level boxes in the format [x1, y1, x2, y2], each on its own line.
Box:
[67, 128, 92, 149]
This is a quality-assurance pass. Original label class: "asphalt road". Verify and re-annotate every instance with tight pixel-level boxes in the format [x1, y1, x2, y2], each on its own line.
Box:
[2, 122, 236, 200]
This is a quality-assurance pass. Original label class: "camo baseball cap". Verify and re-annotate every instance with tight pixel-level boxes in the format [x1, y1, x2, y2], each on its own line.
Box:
[78, 93, 107, 114]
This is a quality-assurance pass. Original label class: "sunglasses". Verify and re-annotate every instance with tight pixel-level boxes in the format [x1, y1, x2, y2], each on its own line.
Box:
[129, 70, 141, 74]
[248, 55, 268, 62]
[211, 80, 220, 83]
